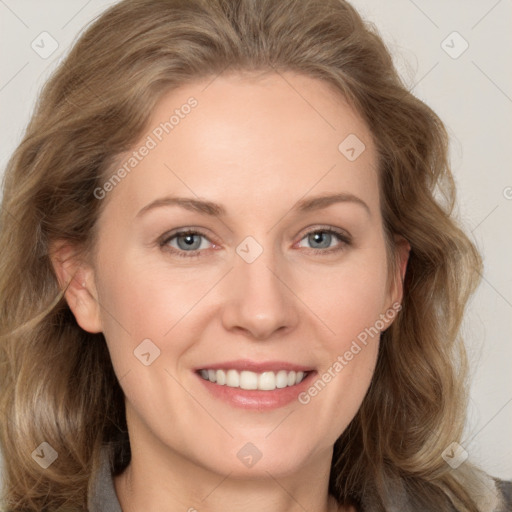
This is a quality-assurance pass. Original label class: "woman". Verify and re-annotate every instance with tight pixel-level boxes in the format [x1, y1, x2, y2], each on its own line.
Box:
[0, 0, 510, 510]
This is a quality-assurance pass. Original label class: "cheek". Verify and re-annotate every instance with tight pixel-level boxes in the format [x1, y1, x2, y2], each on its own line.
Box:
[94, 247, 217, 372]
[302, 245, 390, 347]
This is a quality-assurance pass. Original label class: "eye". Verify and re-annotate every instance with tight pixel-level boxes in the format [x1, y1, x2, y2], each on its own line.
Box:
[160, 229, 214, 258]
[296, 227, 351, 254]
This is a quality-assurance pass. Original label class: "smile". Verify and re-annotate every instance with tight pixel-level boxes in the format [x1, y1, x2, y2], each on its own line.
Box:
[198, 369, 309, 391]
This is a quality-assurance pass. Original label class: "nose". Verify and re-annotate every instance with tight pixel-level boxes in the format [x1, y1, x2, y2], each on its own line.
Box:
[220, 246, 299, 340]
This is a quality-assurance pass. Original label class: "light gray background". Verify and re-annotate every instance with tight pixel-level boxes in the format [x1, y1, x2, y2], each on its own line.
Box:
[0, 0, 511, 481]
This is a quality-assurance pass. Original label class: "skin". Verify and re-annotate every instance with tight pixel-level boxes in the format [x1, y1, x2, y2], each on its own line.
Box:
[52, 71, 409, 512]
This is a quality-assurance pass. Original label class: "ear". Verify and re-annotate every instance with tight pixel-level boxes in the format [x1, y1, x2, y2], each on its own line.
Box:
[49, 241, 103, 334]
[386, 235, 411, 309]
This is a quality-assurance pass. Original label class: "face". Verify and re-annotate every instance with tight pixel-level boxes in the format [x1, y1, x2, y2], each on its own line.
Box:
[63, 71, 406, 477]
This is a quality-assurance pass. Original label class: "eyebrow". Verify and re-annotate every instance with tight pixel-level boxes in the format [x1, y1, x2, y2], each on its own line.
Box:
[136, 192, 371, 219]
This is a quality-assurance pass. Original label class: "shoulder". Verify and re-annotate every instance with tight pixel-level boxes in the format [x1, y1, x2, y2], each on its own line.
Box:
[495, 479, 512, 511]
[350, 475, 512, 512]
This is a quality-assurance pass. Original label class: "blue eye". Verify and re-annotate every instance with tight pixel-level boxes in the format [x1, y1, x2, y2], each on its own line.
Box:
[297, 228, 350, 252]
[161, 230, 213, 258]
[159, 226, 351, 259]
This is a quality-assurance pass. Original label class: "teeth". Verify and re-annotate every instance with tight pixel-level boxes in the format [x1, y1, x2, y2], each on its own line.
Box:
[258, 371, 275, 391]
[199, 368, 308, 390]
[240, 370, 258, 390]
[276, 370, 288, 388]
[226, 369, 239, 387]
[216, 369, 226, 385]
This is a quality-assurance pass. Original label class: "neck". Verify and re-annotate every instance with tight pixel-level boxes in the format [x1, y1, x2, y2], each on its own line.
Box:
[113, 401, 354, 512]
[113, 432, 348, 512]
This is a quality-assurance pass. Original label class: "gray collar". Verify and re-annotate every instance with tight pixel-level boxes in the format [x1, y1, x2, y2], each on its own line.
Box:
[88, 447, 122, 512]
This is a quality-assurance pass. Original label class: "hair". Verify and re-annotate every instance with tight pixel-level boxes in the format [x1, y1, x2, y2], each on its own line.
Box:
[0, 0, 495, 510]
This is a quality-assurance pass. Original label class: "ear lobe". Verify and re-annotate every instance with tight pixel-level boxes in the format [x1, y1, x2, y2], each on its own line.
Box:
[50, 241, 103, 334]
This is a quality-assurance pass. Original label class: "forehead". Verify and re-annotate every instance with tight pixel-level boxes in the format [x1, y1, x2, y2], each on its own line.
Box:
[102, 71, 379, 220]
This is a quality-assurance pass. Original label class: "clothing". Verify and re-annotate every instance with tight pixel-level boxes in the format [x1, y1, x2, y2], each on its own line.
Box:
[88, 447, 122, 512]
[88, 447, 512, 511]
[497, 480, 512, 509]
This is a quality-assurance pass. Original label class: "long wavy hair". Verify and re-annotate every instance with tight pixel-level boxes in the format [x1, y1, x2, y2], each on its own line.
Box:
[0, 0, 493, 510]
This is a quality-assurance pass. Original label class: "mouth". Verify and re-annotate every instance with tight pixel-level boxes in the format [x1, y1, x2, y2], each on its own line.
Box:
[197, 368, 310, 391]
[193, 360, 316, 409]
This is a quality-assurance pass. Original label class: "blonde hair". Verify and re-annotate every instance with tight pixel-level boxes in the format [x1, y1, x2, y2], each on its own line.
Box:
[0, 0, 493, 510]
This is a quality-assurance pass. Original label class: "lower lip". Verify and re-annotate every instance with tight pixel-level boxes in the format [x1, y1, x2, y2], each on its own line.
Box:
[195, 371, 316, 410]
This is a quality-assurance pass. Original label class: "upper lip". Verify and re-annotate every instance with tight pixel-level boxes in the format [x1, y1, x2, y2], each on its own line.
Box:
[195, 359, 314, 373]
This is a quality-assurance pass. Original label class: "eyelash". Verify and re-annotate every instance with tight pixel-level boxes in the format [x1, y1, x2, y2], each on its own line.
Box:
[159, 226, 352, 259]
